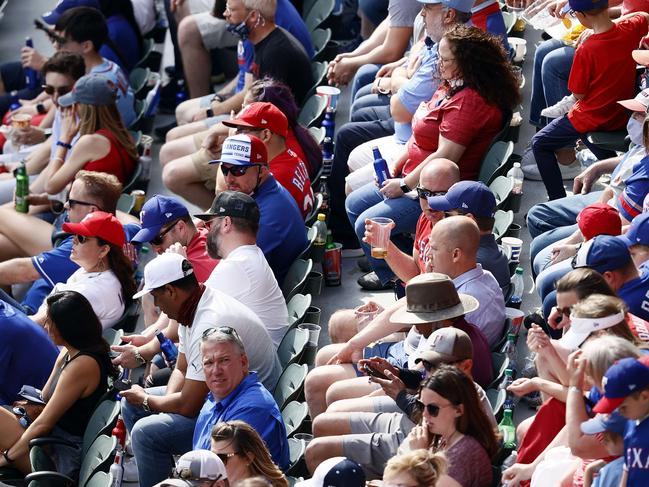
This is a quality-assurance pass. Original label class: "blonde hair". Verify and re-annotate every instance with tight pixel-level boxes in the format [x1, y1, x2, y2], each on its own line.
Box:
[77, 103, 138, 160]
[571, 294, 637, 344]
[383, 449, 447, 486]
[211, 421, 288, 487]
[242, 0, 276, 20]
[581, 335, 643, 388]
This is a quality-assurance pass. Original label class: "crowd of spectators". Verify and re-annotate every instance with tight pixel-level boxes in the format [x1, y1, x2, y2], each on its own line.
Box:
[1, 0, 649, 486]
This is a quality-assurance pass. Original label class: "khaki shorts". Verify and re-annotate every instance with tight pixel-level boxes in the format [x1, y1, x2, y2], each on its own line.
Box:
[191, 133, 219, 191]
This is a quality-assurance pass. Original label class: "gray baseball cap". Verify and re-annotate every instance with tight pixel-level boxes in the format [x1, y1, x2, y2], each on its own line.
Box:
[58, 74, 118, 107]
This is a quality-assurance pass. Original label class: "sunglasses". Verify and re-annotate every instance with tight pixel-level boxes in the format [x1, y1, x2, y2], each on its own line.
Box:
[416, 186, 447, 200]
[215, 451, 240, 465]
[42, 84, 72, 97]
[202, 325, 242, 342]
[416, 400, 455, 417]
[555, 306, 572, 318]
[221, 164, 259, 177]
[67, 198, 96, 209]
[74, 234, 95, 244]
[150, 220, 180, 246]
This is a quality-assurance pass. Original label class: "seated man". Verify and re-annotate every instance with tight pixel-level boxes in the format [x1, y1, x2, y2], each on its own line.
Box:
[305, 217, 504, 417]
[195, 191, 289, 347]
[573, 234, 649, 320]
[117, 253, 280, 487]
[210, 134, 307, 285]
[193, 326, 289, 470]
[0, 300, 58, 404]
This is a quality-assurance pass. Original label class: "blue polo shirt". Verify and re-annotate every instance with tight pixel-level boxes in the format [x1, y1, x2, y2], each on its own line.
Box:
[0, 301, 59, 404]
[624, 416, 649, 485]
[193, 372, 289, 471]
[255, 176, 308, 286]
[617, 273, 649, 321]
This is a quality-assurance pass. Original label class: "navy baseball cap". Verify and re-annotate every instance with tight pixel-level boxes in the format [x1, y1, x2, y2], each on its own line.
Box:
[572, 235, 632, 273]
[427, 181, 496, 218]
[58, 74, 117, 107]
[295, 457, 365, 487]
[581, 411, 628, 436]
[619, 213, 649, 247]
[568, 0, 608, 12]
[42, 0, 100, 25]
[593, 356, 649, 413]
[131, 195, 189, 244]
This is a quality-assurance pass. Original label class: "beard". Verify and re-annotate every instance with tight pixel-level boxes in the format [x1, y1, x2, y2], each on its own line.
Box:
[206, 228, 222, 260]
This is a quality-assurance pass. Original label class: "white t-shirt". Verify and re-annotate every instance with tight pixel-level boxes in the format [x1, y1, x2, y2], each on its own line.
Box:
[41, 268, 124, 329]
[177, 287, 281, 391]
[205, 245, 289, 347]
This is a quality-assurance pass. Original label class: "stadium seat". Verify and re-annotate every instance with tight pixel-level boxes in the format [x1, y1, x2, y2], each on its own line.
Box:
[478, 141, 514, 185]
[287, 437, 308, 477]
[493, 210, 514, 242]
[308, 126, 325, 145]
[274, 364, 309, 409]
[85, 471, 113, 487]
[122, 160, 143, 194]
[116, 193, 135, 214]
[304, 193, 324, 227]
[489, 352, 510, 389]
[134, 38, 158, 70]
[102, 328, 124, 347]
[298, 94, 327, 128]
[282, 401, 309, 437]
[486, 387, 506, 420]
[489, 176, 514, 211]
[129, 67, 151, 99]
[304, 0, 334, 32]
[311, 28, 332, 61]
[281, 259, 314, 301]
[277, 328, 310, 368]
[286, 293, 312, 329]
[297, 226, 317, 261]
[304, 62, 328, 102]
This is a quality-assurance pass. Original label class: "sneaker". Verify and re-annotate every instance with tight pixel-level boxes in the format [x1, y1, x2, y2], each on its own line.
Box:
[521, 148, 582, 181]
[122, 456, 139, 482]
[540, 94, 576, 119]
[357, 272, 393, 291]
[357, 256, 371, 273]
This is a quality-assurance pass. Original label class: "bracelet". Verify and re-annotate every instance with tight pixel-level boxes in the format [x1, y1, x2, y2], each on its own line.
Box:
[2, 449, 13, 464]
[377, 78, 390, 95]
[569, 386, 582, 394]
[142, 394, 151, 412]
[56, 140, 72, 150]
[52, 156, 64, 164]
[134, 349, 146, 366]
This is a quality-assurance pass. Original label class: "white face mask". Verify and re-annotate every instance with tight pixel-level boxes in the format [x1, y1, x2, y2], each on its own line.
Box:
[627, 116, 645, 147]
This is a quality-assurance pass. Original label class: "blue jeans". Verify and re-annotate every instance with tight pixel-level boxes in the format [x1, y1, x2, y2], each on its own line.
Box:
[536, 258, 572, 316]
[345, 182, 422, 283]
[527, 191, 602, 238]
[529, 39, 575, 128]
[532, 115, 616, 200]
[351, 83, 390, 114]
[351, 63, 381, 106]
[121, 386, 197, 487]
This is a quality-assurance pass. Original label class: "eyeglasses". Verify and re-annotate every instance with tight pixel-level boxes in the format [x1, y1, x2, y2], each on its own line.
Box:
[221, 164, 259, 177]
[416, 186, 446, 200]
[439, 57, 456, 65]
[150, 220, 180, 246]
[416, 399, 455, 417]
[74, 234, 95, 244]
[215, 451, 240, 465]
[42, 84, 72, 97]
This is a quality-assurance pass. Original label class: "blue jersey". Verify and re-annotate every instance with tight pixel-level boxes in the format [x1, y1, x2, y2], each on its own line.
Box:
[616, 155, 649, 223]
[90, 59, 136, 127]
[624, 416, 649, 485]
[276, 0, 314, 59]
[618, 272, 649, 321]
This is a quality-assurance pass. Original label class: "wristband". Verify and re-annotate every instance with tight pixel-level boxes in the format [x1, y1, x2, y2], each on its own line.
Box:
[56, 140, 72, 150]
[134, 349, 146, 366]
[36, 103, 46, 115]
[206, 108, 214, 118]
[142, 394, 151, 412]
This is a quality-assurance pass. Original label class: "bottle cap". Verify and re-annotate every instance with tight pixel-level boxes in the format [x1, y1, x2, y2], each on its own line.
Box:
[317, 213, 326, 221]
[513, 162, 521, 168]
[515, 267, 523, 274]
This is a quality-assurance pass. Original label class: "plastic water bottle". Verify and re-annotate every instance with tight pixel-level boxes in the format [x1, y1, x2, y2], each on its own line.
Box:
[509, 267, 524, 307]
[319, 176, 330, 215]
[156, 331, 178, 367]
[500, 368, 516, 409]
[109, 449, 124, 487]
[313, 213, 327, 262]
[144, 78, 162, 118]
[139, 138, 152, 182]
[322, 136, 334, 176]
[503, 333, 518, 375]
[498, 408, 517, 449]
[507, 162, 524, 195]
[14, 161, 29, 213]
[321, 107, 335, 140]
[24, 38, 38, 90]
[372, 146, 391, 187]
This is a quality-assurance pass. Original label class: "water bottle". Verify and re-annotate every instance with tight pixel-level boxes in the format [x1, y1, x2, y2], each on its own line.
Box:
[114, 367, 132, 392]
[372, 146, 391, 187]
[321, 107, 335, 140]
[500, 368, 516, 409]
[506, 162, 524, 212]
[175, 80, 188, 107]
[139, 137, 152, 182]
[332, 0, 343, 15]
[14, 161, 29, 213]
[24, 38, 38, 90]
[109, 449, 124, 487]
[322, 136, 334, 176]
[312, 213, 327, 262]
[318, 175, 330, 215]
[156, 331, 178, 367]
[498, 408, 517, 449]
[503, 333, 518, 376]
[144, 78, 162, 118]
[509, 267, 524, 308]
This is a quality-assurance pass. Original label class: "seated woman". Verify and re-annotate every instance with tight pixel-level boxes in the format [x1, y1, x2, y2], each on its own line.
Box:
[345, 25, 521, 287]
[29, 211, 136, 329]
[0, 290, 118, 478]
[401, 365, 498, 487]
[159, 78, 322, 209]
[383, 449, 451, 487]
[210, 420, 289, 487]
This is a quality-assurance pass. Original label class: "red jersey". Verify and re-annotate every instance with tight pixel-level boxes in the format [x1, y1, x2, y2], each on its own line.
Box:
[270, 148, 314, 219]
[414, 214, 433, 274]
[568, 15, 648, 133]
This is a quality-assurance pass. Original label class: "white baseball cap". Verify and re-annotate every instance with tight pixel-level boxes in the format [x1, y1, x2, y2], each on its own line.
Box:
[133, 253, 194, 299]
[558, 311, 626, 351]
[154, 450, 227, 487]
[618, 88, 649, 113]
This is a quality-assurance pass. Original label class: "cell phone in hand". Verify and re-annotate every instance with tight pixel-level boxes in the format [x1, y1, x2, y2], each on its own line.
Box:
[362, 364, 387, 380]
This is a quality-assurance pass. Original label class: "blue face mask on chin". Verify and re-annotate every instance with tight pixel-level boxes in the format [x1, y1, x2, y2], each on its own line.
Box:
[226, 19, 250, 40]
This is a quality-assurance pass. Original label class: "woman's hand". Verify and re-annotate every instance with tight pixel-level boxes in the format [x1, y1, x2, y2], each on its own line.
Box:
[407, 424, 430, 451]
[566, 349, 586, 389]
[502, 462, 535, 486]
[111, 343, 141, 368]
[508, 377, 539, 397]
[549, 243, 578, 265]
[526, 324, 551, 353]
[359, 356, 399, 378]
[59, 106, 80, 144]
[379, 178, 404, 199]
[547, 306, 569, 330]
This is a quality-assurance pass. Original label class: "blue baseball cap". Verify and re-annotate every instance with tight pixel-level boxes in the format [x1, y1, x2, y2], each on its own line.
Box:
[581, 411, 628, 436]
[418, 0, 475, 14]
[593, 356, 649, 413]
[295, 457, 365, 487]
[42, 0, 100, 25]
[130, 195, 189, 244]
[572, 235, 632, 274]
[58, 74, 117, 108]
[568, 0, 608, 12]
[619, 213, 649, 247]
[427, 181, 496, 218]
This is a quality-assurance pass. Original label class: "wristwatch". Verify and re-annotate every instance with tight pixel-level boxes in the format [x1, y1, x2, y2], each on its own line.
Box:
[205, 108, 214, 118]
[399, 179, 411, 193]
[134, 349, 146, 367]
[36, 103, 46, 115]
[142, 394, 151, 412]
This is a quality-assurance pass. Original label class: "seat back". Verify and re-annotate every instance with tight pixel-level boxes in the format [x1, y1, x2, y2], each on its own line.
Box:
[102, 329, 124, 347]
[304, 0, 334, 31]
[82, 401, 120, 456]
[297, 227, 318, 261]
[311, 28, 332, 61]
[127, 99, 147, 131]
[134, 38, 155, 69]
[281, 259, 313, 301]
[121, 160, 143, 194]
[129, 67, 150, 99]
[287, 293, 312, 329]
[274, 364, 309, 409]
[78, 436, 117, 487]
[308, 126, 325, 145]
[287, 437, 308, 477]
[304, 193, 324, 227]
[282, 401, 309, 437]
[85, 471, 112, 487]
[492, 210, 514, 243]
[489, 352, 510, 389]
[298, 94, 327, 128]
[486, 388, 506, 420]
[489, 176, 514, 211]
[28, 445, 58, 486]
[277, 328, 310, 368]
[303, 62, 328, 103]
[478, 141, 514, 184]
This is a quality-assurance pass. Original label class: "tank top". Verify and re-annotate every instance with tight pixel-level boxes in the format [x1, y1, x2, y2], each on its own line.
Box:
[47, 351, 110, 437]
[84, 129, 136, 185]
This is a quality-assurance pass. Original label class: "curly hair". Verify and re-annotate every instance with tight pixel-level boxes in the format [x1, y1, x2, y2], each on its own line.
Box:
[441, 25, 521, 112]
[383, 449, 447, 486]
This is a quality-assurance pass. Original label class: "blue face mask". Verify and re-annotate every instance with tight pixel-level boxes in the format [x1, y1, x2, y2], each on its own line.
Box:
[226, 12, 252, 40]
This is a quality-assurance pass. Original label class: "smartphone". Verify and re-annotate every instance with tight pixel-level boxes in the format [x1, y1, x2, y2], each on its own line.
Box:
[362, 364, 387, 380]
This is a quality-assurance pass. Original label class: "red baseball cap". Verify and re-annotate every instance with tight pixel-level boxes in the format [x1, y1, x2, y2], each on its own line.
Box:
[222, 102, 289, 137]
[62, 211, 125, 247]
[576, 203, 622, 241]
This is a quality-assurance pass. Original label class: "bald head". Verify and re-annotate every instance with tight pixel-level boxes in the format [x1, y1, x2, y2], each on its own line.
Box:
[428, 216, 479, 277]
[420, 158, 460, 191]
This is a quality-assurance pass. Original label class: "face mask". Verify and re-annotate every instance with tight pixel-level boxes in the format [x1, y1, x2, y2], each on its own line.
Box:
[627, 116, 645, 147]
[226, 19, 250, 40]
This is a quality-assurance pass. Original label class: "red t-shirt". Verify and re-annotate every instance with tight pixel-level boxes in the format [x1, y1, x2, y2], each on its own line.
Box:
[402, 87, 502, 180]
[286, 127, 307, 164]
[567, 15, 648, 133]
[186, 226, 218, 283]
[84, 129, 136, 184]
[414, 214, 433, 274]
[270, 148, 314, 219]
